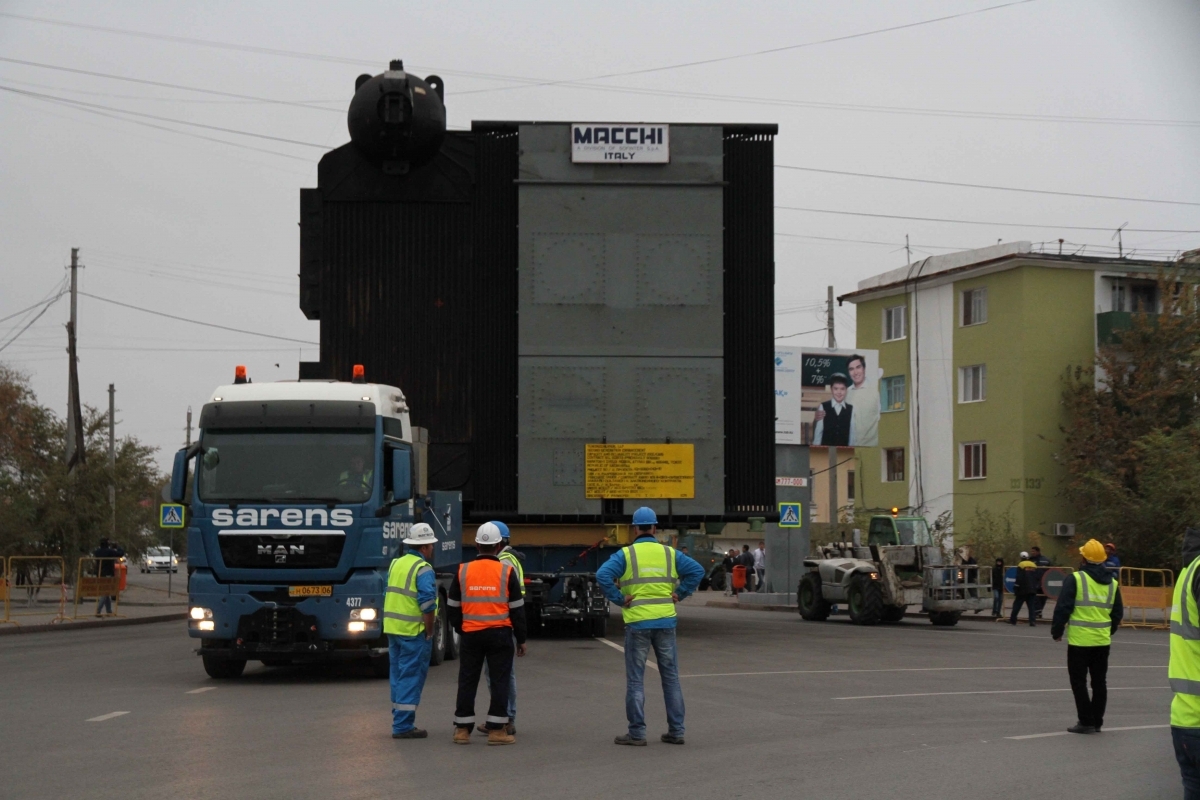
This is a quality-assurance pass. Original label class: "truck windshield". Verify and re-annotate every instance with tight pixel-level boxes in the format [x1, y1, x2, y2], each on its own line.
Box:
[895, 519, 934, 546]
[198, 429, 375, 504]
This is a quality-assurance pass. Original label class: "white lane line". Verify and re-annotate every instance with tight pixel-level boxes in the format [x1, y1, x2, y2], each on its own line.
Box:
[907, 628, 1169, 647]
[1008, 724, 1170, 740]
[186, 687, 216, 694]
[86, 711, 130, 722]
[835, 686, 1170, 701]
[599, 637, 658, 671]
[681, 665, 1166, 679]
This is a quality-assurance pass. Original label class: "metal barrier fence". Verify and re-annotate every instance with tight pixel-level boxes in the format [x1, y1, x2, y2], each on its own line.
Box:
[1119, 566, 1173, 630]
[73, 557, 122, 620]
[2, 556, 69, 626]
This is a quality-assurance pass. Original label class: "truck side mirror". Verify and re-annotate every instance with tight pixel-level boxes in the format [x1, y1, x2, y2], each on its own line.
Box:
[170, 448, 189, 503]
[391, 448, 413, 503]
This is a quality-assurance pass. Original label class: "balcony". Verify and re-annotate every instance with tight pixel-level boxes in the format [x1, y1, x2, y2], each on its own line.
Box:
[1096, 311, 1155, 345]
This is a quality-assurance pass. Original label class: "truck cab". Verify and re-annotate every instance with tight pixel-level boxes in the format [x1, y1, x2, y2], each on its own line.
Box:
[174, 368, 461, 678]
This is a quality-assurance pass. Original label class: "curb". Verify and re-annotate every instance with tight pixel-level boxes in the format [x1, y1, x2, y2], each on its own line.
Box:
[0, 612, 186, 636]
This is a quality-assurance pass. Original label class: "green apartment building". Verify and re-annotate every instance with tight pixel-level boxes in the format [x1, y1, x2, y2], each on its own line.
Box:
[839, 242, 1170, 557]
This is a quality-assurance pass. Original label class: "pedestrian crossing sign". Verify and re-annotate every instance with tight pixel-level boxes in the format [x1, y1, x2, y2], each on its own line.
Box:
[160, 503, 185, 528]
[778, 502, 802, 528]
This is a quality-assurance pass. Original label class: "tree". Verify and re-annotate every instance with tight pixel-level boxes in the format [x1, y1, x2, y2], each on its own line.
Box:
[1060, 267, 1200, 569]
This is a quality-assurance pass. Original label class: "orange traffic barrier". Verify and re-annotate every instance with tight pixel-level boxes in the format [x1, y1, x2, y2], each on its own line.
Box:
[1119, 566, 1173, 631]
[4, 556, 69, 626]
[73, 557, 123, 620]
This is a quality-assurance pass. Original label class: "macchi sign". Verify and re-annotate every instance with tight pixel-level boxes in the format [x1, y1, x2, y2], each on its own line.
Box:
[571, 124, 669, 163]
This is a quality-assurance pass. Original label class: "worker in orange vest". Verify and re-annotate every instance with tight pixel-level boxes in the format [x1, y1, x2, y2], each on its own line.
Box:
[447, 522, 527, 745]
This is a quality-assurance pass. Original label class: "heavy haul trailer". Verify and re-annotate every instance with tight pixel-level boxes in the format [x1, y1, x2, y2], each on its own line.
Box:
[294, 61, 778, 606]
[173, 367, 463, 678]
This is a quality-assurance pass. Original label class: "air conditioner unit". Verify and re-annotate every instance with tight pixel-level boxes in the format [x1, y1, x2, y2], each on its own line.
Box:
[1053, 523, 1075, 537]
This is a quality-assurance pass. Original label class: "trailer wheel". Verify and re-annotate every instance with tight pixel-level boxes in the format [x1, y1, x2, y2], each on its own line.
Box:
[202, 654, 246, 679]
[847, 575, 883, 625]
[880, 605, 907, 623]
[429, 607, 447, 666]
[929, 611, 961, 627]
[797, 574, 832, 621]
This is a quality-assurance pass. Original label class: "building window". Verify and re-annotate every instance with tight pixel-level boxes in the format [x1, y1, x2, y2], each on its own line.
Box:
[962, 287, 987, 326]
[884, 448, 905, 483]
[960, 364, 986, 403]
[883, 305, 907, 342]
[881, 375, 906, 411]
[846, 470, 856, 501]
[961, 442, 987, 480]
[1111, 279, 1157, 313]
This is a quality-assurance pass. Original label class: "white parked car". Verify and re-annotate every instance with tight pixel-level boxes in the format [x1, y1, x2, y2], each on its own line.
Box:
[141, 547, 178, 573]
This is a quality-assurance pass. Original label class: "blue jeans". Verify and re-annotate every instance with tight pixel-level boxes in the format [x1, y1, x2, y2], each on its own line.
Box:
[96, 595, 113, 615]
[484, 633, 517, 722]
[624, 626, 685, 739]
[992, 588, 1003, 616]
[1175, 727, 1200, 800]
[389, 633, 432, 734]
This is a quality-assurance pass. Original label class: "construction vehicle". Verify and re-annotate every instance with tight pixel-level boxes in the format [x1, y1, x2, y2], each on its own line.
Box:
[172, 365, 463, 679]
[796, 514, 989, 626]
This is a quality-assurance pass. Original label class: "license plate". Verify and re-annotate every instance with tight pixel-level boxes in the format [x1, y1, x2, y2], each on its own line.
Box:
[288, 585, 332, 598]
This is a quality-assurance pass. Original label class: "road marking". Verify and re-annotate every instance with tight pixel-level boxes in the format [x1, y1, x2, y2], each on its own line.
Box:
[1007, 724, 1170, 740]
[907, 628, 1169, 647]
[835, 686, 1169, 701]
[681, 665, 1166, 678]
[86, 711, 130, 722]
[186, 687, 216, 694]
[599, 637, 658, 671]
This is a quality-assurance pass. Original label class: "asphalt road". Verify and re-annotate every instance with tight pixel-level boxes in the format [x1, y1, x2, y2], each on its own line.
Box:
[0, 602, 1177, 800]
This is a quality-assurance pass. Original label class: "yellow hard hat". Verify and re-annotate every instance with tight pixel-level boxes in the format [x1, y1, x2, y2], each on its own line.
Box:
[1079, 539, 1107, 564]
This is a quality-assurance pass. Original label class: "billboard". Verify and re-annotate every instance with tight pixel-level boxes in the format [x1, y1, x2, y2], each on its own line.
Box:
[775, 348, 881, 446]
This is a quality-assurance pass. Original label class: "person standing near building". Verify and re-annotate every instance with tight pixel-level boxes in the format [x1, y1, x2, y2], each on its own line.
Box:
[383, 523, 439, 739]
[1170, 528, 1200, 799]
[753, 541, 766, 593]
[722, 549, 737, 596]
[1051, 539, 1123, 734]
[597, 507, 705, 746]
[1009, 555, 1038, 627]
[991, 558, 1005, 618]
[92, 538, 125, 616]
[738, 545, 755, 592]
[1030, 546, 1052, 619]
[479, 521, 523, 736]
[448, 522, 526, 745]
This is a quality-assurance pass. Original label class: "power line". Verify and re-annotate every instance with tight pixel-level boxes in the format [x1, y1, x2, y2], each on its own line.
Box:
[775, 327, 829, 341]
[0, 284, 67, 324]
[78, 292, 318, 345]
[775, 164, 1200, 207]
[0, 292, 66, 354]
[775, 232, 969, 250]
[774, 205, 1200, 233]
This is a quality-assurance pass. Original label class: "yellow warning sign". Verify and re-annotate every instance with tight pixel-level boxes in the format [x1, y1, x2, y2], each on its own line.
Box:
[585, 444, 695, 499]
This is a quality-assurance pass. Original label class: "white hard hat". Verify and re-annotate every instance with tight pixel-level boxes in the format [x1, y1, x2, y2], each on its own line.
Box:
[403, 523, 437, 546]
[475, 522, 503, 546]
[1019, 551, 1029, 559]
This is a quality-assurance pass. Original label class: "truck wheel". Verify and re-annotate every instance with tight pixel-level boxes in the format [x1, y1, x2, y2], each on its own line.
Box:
[929, 611, 961, 626]
[881, 605, 907, 623]
[589, 614, 608, 638]
[429, 609, 447, 666]
[709, 568, 726, 592]
[847, 575, 883, 625]
[369, 648, 391, 678]
[202, 654, 246, 679]
[797, 574, 832, 621]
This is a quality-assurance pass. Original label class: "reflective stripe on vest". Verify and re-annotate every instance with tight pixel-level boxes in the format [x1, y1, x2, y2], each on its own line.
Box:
[383, 553, 433, 636]
[459, 560, 513, 632]
[618, 541, 678, 624]
[499, 548, 524, 586]
[1066, 570, 1115, 646]
[1171, 557, 1200, 728]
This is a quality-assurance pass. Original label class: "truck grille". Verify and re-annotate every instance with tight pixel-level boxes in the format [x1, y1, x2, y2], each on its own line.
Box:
[235, 606, 320, 649]
[218, 533, 345, 569]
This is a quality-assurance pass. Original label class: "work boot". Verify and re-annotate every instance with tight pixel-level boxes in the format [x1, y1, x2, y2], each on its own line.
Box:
[477, 722, 515, 735]
[487, 727, 516, 746]
[476, 723, 489, 734]
[453, 727, 471, 745]
[392, 728, 427, 739]
[614, 734, 647, 746]
[660, 733, 685, 745]
[1067, 724, 1095, 734]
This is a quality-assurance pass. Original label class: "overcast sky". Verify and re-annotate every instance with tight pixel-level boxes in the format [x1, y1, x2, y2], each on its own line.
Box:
[1, 0, 1198, 469]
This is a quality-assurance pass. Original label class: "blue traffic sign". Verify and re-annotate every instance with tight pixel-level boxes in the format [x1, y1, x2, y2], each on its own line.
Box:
[778, 502, 803, 528]
[160, 503, 185, 528]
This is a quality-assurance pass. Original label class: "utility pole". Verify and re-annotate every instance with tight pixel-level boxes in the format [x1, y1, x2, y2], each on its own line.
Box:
[65, 247, 85, 576]
[1113, 223, 1128, 258]
[185, 406, 193, 447]
[905, 234, 912, 266]
[108, 383, 116, 540]
[826, 286, 836, 350]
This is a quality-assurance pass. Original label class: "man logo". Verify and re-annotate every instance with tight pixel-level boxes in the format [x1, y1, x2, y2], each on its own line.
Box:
[258, 544, 305, 563]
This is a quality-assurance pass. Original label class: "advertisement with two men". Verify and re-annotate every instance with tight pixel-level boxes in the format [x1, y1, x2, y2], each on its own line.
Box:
[775, 349, 881, 446]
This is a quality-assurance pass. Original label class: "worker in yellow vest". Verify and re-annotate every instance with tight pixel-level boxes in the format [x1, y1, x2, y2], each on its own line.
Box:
[383, 522, 439, 739]
[479, 521, 524, 735]
[1051, 538, 1124, 734]
[596, 507, 705, 746]
[1170, 527, 1200, 799]
[447, 522, 527, 745]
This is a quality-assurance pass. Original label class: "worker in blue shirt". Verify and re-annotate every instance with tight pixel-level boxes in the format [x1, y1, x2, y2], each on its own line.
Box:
[597, 507, 705, 746]
[382, 523, 440, 739]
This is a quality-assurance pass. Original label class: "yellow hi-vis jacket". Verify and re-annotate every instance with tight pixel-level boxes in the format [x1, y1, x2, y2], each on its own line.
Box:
[618, 541, 679, 624]
[383, 553, 434, 636]
[1171, 557, 1200, 728]
[1067, 569, 1116, 646]
[498, 546, 524, 586]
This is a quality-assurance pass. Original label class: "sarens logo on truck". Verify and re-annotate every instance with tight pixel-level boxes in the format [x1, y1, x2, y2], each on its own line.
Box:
[211, 508, 355, 527]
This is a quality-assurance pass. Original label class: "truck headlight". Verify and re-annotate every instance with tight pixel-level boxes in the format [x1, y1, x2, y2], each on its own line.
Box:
[348, 621, 367, 633]
[190, 607, 213, 620]
[197, 620, 215, 632]
[350, 608, 377, 621]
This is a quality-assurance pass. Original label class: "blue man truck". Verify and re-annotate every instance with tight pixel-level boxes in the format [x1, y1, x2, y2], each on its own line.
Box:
[172, 366, 462, 679]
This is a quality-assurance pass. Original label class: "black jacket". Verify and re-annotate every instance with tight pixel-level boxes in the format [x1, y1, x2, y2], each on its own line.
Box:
[1013, 568, 1038, 596]
[1050, 562, 1124, 641]
[448, 555, 527, 644]
[92, 545, 125, 577]
[991, 564, 1005, 589]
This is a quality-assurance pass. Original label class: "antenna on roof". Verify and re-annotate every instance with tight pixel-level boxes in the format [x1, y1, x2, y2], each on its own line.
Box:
[1112, 222, 1128, 258]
